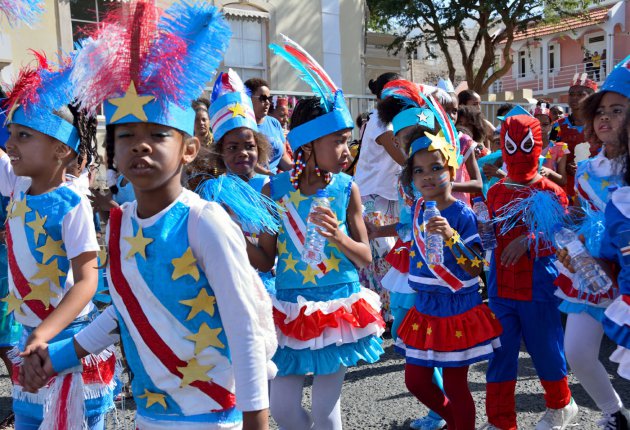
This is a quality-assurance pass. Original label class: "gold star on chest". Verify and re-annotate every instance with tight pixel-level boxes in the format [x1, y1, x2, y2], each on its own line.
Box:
[287, 190, 308, 208]
[416, 261, 424, 269]
[277, 240, 288, 256]
[180, 289, 216, 320]
[409, 250, 416, 258]
[10, 198, 31, 221]
[26, 212, 47, 244]
[185, 322, 225, 354]
[445, 231, 460, 248]
[36, 236, 65, 264]
[300, 264, 318, 285]
[138, 389, 167, 409]
[2, 291, 24, 316]
[324, 252, 341, 272]
[33, 259, 66, 289]
[583, 172, 590, 181]
[108, 81, 155, 123]
[172, 247, 200, 281]
[124, 227, 153, 260]
[177, 358, 215, 387]
[282, 253, 298, 273]
[5, 200, 14, 220]
[456, 255, 468, 265]
[228, 103, 247, 118]
[470, 257, 483, 268]
[24, 281, 58, 310]
[601, 179, 611, 190]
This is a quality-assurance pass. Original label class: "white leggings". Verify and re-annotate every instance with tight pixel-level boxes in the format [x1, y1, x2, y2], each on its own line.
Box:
[270, 367, 346, 430]
[564, 312, 623, 415]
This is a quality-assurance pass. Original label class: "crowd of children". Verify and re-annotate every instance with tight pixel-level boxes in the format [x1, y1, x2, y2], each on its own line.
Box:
[2, 1, 630, 430]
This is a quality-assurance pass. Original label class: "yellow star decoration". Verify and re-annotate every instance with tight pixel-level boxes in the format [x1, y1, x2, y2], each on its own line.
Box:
[455, 330, 463, 339]
[412, 323, 419, 331]
[24, 281, 57, 310]
[300, 264, 318, 285]
[328, 243, 340, 252]
[26, 212, 47, 244]
[426, 131, 459, 170]
[456, 255, 468, 266]
[426, 326, 433, 335]
[138, 389, 167, 410]
[5, 200, 14, 219]
[33, 259, 66, 289]
[36, 236, 65, 264]
[228, 103, 247, 118]
[409, 250, 416, 258]
[562, 143, 569, 151]
[283, 253, 299, 273]
[108, 81, 155, 123]
[2, 291, 24, 316]
[124, 227, 153, 260]
[288, 190, 308, 208]
[601, 179, 611, 190]
[324, 252, 341, 272]
[177, 358, 215, 387]
[470, 257, 483, 268]
[445, 231, 461, 248]
[10, 198, 31, 221]
[185, 322, 225, 354]
[583, 172, 590, 181]
[172, 247, 200, 281]
[97, 246, 108, 267]
[277, 240, 288, 256]
[180, 289, 216, 320]
[545, 151, 552, 159]
[416, 261, 424, 269]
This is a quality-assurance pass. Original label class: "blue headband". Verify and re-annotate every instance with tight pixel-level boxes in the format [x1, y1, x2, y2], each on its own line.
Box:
[409, 136, 432, 156]
[392, 107, 436, 135]
[8, 105, 80, 151]
[287, 98, 354, 151]
[601, 55, 630, 99]
[209, 91, 258, 141]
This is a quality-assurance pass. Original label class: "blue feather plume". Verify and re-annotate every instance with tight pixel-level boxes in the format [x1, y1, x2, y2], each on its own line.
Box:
[196, 174, 283, 234]
[576, 204, 606, 258]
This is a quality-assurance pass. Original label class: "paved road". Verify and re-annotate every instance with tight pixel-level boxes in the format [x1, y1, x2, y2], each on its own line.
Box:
[0, 336, 628, 429]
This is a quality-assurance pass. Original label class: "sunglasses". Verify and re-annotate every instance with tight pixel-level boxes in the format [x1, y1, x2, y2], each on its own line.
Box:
[257, 95, 273, 103]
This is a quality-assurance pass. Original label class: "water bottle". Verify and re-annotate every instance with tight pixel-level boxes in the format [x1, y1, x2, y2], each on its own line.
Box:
[302, 189, 331, 266]
[553, 224, 612, 294]
[608, 185, 619, 200]
[423, 201, 444, 265]
[472, 197, 497, 251]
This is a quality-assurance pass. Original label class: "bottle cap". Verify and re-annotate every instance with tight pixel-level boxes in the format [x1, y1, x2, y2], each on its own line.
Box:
[608, 185, 619, 193]
[315, 189, 329, 198]
[425, 201, 437, 208]
[472, 197, 483, 203]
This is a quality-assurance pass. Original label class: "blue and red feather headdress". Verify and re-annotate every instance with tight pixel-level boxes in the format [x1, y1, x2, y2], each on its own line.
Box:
[0, 0, 44, 28]
[209, 69, 258, 142]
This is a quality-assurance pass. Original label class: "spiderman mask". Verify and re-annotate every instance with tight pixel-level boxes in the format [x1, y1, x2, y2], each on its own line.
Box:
[501, 115, 542, 183]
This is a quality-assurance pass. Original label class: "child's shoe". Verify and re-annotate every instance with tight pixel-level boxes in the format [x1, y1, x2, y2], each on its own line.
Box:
[410, 415, 446, 430]
[599, 408, 630, 430]
[535, 397, 578, 430]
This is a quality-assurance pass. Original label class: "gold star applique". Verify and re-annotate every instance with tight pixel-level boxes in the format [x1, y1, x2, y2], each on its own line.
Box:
[324, 252, 341, 272]
[412, 323, 419, 331]
[228, 103, 247, 118]
[288, 190, 308, 208]
[180, 289, 216, 320]
[185, 323, 225, 354]
[583, 172, 590, 181]
[283, 253, 299, 273]
[36, 236, 65, 264]
[455, 330, 463, 339]
[33, 259, 66, 289]
[138, 389, 167, 410]
[97, 246, 108, 267]
[426, 326, 433, 335]
[601, 179, 611, 190]
[10, 198, 31, 221]
[2, 291, 24, 316]
[456, 255, 468, 266]
[409, 250, 416, 258]
[416, 261, 423, 269]
[300, 264, 318, 285]
[5, 200, 14, 220]
[26, 212, 47, 244]
[545, 151, 552, 159]
[171, 247, 200, 281]
[24, 281, 57, 310]
[470, 257, 483, 268]
[177, 358, 215, 387]
[124, 227, 153, 260]
[108, 81, 155, 123]
[277, 240, 288, 256]
[445, 231, 460, 248]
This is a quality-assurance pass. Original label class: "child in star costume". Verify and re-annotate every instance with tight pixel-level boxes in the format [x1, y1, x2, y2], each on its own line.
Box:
[19, 1, 272, 429]
[484, 108, 577, 430]
[0, 51, 116, 429]
[254, 36, 384, 430]
[553, 60, 630, 429]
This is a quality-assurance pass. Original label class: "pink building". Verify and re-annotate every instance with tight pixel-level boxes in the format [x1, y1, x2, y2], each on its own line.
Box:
[491, 0, 629, 102]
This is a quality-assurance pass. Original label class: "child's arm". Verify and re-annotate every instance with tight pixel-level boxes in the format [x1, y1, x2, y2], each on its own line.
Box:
[452, 150, 483, 194]
[310, 182, 372, 268]
[366, 222, 398, 239]
[245, 232, 277, 272]
[0, 148, 20, 197]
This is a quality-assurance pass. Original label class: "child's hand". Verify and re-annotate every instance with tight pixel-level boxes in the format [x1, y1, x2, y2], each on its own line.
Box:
[500, 234, 529, 266]
[424, 216, 454, 241]
[19, 344, 53, 392]
[567, 162, 577, 176]
[539, 166, 553, 178]
[483, 163, 506, 179]
[556, 247, 576, 273]
[310, 207, 341, 243]
[364, 220, 380, 240]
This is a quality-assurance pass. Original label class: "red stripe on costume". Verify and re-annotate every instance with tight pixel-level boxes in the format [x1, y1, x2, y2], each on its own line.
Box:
[554, 273, 616, 304]
[622, 295, 630, 307]
[108, 208, 235, 411]
[283, 199, 328, 275]
[5, 223, 53, 320]
[576, 182, 597, 211]
[273, 298, 385, 341]
[58, 374, 72, 430]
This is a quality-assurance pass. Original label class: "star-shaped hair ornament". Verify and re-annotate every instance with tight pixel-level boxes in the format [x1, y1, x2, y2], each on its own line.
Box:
[426, 131, 459, 170]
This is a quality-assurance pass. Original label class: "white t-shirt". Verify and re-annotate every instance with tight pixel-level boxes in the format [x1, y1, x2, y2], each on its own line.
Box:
[353, 110, 402, 201]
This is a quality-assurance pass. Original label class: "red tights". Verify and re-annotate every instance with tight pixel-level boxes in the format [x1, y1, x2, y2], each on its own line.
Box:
[405, 364, 476, 430]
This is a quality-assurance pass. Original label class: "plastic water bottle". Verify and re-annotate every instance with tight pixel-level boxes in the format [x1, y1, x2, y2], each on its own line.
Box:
[423, 201, 444, 265]
[553, 224, 612, 293]
[302, 189, 331, 266]
[608, 185, 619, 200]
[472, 197, 497, 251]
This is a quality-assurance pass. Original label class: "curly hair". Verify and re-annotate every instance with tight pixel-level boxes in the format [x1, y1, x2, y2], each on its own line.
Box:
[211, 128, 271, 175]
[244, 78, 270, 95]
[457, 105, 487, 143]
[54, 104, 98, 169]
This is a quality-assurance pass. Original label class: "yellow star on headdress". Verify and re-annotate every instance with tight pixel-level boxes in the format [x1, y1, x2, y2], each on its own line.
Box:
[138, 389, 167, 410]
[282, 253, 299, 273]
[27, 212, 47, 244]
[470, 257, 483, 268]
[300, 264, 318, 285]
[228, 103, 247, 118]
[33, 259, 66, 289]
[172, 247, 200, 281]
[2, 291, 24, 316]
[24, 281, 58, 310]
[10, 198, 31, 221]
[288, 190, 308, 208]
[426, 131, 459, 170]
[185, 323, 225, 354]
[108, 81, 155, 123]
[179, 289, 216, 320]
[277, 240, 288, 256]
[124, 227, 153, 260]
[36, 236, 65, 264]
[324, 252, 341, 272]
[177, 358, 215, 387]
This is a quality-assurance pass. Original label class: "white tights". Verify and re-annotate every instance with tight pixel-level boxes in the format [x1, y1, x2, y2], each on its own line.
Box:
[270, 367, 346, 430]
[564, 312, 623, 415]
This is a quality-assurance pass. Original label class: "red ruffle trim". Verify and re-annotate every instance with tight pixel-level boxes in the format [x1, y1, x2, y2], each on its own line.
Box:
[273, 298, 386, 341]
[555, 272, 617, 304]
[398, 304, 502, 352]
[13, 353, 117, 386]
[385, 239, 410, 273]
